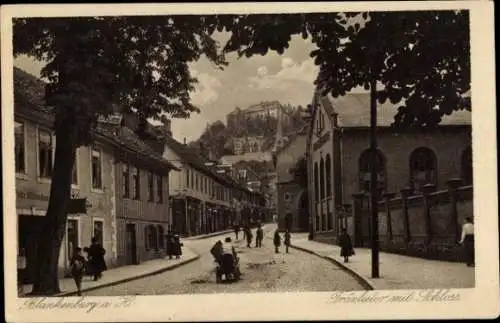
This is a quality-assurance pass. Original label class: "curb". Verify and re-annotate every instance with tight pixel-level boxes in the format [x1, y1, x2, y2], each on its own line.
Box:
[184, 230, 234, 241]
[290, 244, 375, 291]
[57, 254, 201, 296]
[185, 224, 272, 241]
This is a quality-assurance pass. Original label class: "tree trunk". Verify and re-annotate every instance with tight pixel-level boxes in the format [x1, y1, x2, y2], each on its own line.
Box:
[29, 120, 77, 296]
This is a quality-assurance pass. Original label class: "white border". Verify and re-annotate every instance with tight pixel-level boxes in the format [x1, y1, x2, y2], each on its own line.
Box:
[2, 1, 499, 322]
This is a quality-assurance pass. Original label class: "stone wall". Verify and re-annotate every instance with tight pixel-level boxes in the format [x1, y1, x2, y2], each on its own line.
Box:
[352, 179, 473, 262]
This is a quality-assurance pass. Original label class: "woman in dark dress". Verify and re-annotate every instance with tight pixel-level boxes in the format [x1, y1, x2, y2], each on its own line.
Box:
[165, 231, 173, 259]
[88, 237, 107, 281]
[173, 234, 183, 259]
[339, 229, 354, 263]
[273, 230, 281, 254]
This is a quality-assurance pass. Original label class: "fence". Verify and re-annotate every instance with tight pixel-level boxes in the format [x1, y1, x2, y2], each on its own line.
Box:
[352, 178, 473, 262]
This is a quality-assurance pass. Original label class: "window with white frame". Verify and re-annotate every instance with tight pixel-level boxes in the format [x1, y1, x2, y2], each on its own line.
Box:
[91, 147, 103, 189]
[157, 175, 163, 203]
[123, 163, 130, 198]
[148, 171, 155, 202]
[130, 166, 140, 199]
[71, 150, 78, 186]
[15, 121, 26, 174]
[93, 220, 104, 246]
[38, 129, 54, 178]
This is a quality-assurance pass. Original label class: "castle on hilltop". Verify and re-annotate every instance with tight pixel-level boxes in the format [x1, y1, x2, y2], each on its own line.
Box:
[226, 101, 297, 156]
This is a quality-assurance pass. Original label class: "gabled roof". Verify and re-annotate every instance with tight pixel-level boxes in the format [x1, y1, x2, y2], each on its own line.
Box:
[323, 91, 471, 127]
[274, 124, 309, 157]
[13, 67, 177, 173]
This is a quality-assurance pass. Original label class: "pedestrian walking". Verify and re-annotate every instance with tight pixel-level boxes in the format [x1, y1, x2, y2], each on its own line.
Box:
[339, 228, 354, 263]
[284, 230, 291, 253]
[166, 231, 175, 259]
[173, 233, 183, 259]
[245, 226, 253, 248]
[17, 247, 27, 296]
[255, 225, 264, 248]
[273, 230, 281, 253]
[70, 247, 86, 296]
[459, 217, 475, 267]
[87, 237, 107, 281]
[234, 224, 240, 240]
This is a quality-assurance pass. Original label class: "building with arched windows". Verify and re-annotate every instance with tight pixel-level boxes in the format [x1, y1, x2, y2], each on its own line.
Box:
[306, 91, 472, 245]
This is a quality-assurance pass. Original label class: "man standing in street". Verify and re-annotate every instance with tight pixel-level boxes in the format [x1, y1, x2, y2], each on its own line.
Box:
[273, 229, 281, 253]
[284, 229, 291, 253]
[233, 224, 240, 240]
[245, 225, 253, 248]
[255, 224, 264, 248]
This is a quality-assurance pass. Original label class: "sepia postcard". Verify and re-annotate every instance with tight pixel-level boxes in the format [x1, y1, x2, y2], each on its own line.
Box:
[2, 1, 498, 322]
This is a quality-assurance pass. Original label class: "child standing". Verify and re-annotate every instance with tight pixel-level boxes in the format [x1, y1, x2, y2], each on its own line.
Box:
[70, 247, 86, 296]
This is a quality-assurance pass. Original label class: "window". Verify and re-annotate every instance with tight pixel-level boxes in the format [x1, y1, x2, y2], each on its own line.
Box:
[195, 174, 199, 191]
[91, 147, 103, 189]
[319, 157, 325, 199]
[314, 162, 319, 202]
[157, 225, 164, 249]
[186, 169, 190, 187]
[148, 172, 154, 202]
[409, 147, 437, 194]
[93, 220, 104, 246]
[131, 166, 140, 199]
[461, 146, 473, 186]
[123, 164, 130, 198]
[359, 149, 387, 197]
[157, 175, 163, 203]
[71, 156, 78, 186]
[15, 121, 26, 173]
[38, 129, 54, 178]
[325, 154, 332, 197]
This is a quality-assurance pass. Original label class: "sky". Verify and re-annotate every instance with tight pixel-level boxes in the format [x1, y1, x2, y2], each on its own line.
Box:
[14, 32, 319, 143]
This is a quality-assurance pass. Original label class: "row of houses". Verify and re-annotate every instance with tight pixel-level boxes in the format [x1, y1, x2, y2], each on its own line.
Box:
[13, 67, 265, 284]
[275, 89, 472, 256]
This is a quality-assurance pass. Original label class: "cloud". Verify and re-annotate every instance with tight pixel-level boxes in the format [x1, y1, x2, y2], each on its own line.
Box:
[248, 57, 318, 91]
[190, 69, 222, 106]
[257, 66, 268, 77]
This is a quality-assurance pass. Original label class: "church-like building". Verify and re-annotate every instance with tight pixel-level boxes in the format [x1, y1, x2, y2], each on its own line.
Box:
[306, 91, 472, 245]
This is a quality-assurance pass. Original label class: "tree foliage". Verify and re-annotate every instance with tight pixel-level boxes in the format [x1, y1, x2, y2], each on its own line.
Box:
[218, 11, 470, 129]
[13, 16, 227, 294]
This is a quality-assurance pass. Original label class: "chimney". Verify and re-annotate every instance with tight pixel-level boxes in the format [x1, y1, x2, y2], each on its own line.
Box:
[160, 115, 172, 137]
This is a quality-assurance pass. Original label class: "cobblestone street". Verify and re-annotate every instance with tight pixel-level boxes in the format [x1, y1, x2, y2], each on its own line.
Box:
[86, 225, 365, 295]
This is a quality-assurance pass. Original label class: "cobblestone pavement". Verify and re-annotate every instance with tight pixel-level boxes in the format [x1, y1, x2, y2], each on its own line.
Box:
[86, 224, 365, 295]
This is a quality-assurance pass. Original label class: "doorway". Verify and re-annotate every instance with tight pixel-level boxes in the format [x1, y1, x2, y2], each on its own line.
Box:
[125, 223, 138, 265]
[18, 216, 44, 284]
